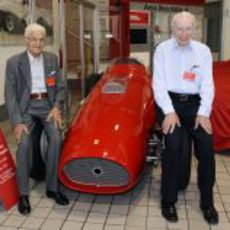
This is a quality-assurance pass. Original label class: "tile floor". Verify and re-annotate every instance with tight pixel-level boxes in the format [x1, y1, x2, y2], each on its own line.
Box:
[1, 112, 230, 230]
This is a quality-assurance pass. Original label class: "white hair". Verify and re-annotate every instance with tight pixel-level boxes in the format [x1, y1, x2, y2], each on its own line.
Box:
[24, 23, 46, 38]
[171, 11, 196, 30]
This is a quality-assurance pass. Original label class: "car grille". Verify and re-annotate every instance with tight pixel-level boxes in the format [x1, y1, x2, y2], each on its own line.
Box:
[63, 158, 129, 187]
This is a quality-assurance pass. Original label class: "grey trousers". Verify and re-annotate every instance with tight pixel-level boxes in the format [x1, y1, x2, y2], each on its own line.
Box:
[16, 99, 62, 195]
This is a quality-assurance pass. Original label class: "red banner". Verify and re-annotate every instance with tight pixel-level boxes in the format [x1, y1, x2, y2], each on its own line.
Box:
[132, 0, 205, 6]
[0, 128, 19, 211]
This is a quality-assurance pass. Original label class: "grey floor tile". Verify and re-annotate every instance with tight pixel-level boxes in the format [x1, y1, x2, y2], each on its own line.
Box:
[48, 207, 71, 219]
[221, 194, 230, 203]
[148, 198, 161, 207]
[41, 218, 64, 230]
[86, 211, 107, 224]
[187, 208, 203, 221]
[30, 197, 43, 207]
[218, 185, 230, 195]
[184, 191, 199, 201]
[2, 215, 26, 228]
[113, 195, 131, 206]
[217, 211, 229, 223]
[67, 210, 88, 222]
[5, 206, 16, 215]
[73, 201, 92, 212]
[186, 183, 199, 192]
[82, 223, 104, 230]
[177, 208, 187, 220]
[167, 219, 189, 230]
[185, 200, 200, 210]
[37, 198, 55, 208]
[146, 216, 167, 229]
[216, 179, 230, 186]
[188, 220, 210, 230]
[61, 220, 83, 230]
[77, 194, 95, 203]
[214, 201, 225, 212]
[130, 196, 149, 206]
[30, 207, 52, 218]
[106, 213, 127, 225]
[94, 195, 113, 203]
[0, 227, 18, 230]
[21, 216, 45, 229]
[126, 215, 146, 227]
[91, 203, 111, 213]
[210, 222, 230, 230]
[216, 173, 229, 180]
[0, 213, 7, 224]
[223, 202, 230, 212]
[125, 227, 143, 230]
[148, 206, 162, 217]
[30, 189, 45, 198]
[109, 204, 129, 215]
[128, 205, 148, 216]
[104, 225, 125, 230]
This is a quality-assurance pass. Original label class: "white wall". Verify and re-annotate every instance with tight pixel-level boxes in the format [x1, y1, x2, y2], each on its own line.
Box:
[221, 0, 230, 60]
[0, 46, 25, 106]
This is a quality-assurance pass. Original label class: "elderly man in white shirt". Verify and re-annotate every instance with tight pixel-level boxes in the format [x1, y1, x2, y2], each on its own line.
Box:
[153, 11, 218, 224]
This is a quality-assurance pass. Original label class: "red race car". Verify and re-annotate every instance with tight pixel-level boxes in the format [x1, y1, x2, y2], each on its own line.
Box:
[58, 58, 156, 194]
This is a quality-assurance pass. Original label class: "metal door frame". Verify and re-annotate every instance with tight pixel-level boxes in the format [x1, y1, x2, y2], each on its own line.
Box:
[77, 0, 99, 98]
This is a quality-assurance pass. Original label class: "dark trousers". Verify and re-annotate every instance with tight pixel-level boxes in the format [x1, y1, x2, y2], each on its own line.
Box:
[156, 94, 215, 206]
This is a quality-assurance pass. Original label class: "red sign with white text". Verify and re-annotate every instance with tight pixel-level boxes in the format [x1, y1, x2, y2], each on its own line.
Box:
[0, 128, 19, 211]
[130, 10, 149, 25]
[131, 0, 205, 6]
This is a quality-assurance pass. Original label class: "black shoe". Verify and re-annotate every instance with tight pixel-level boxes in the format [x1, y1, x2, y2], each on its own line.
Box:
[18, 195, 31, 215]
[46, 191, 69, 205]
[200, 204, 219, 225]
[161, 203, 178, 222]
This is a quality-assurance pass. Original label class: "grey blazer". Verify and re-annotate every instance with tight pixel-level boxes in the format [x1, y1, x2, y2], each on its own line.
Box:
[4, 51, 65, 125]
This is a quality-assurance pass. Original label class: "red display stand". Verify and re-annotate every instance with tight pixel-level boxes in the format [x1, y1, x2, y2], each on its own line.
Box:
[0, 128, 19, 211]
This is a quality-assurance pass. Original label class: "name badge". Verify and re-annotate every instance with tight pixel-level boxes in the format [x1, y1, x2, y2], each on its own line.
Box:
[46, 76, 56, 86]
[183, 72, 196, 81]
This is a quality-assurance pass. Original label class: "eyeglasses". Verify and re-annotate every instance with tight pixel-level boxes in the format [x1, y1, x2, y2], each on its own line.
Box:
[28, 37, 45, 44]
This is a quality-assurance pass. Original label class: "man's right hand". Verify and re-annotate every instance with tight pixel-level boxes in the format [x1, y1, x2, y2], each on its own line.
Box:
[162, 112, 181, 134]
[14, 123, 29, 144]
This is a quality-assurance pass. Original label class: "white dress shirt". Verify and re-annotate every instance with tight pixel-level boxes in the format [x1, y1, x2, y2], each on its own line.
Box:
[153, 37, 214, 117]
[28, 52, 47, 93]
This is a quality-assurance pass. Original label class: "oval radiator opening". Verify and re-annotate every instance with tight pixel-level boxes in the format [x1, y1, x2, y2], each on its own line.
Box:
[63, 158, 129, 187]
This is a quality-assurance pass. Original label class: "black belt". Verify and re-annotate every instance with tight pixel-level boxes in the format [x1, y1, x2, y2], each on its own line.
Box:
[30, 92, 48, 100]
[168, 91, 200, 102]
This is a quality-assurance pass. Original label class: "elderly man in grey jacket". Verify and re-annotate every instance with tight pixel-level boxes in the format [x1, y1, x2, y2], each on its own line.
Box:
[5, 23, 69, 215]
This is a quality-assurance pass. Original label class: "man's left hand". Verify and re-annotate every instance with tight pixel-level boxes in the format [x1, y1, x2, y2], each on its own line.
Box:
[47, 107, 62, 129]
[195, 115, 212, 134]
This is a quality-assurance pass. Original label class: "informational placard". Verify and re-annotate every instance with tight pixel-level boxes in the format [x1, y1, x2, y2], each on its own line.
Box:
[0, 128, 19, 211]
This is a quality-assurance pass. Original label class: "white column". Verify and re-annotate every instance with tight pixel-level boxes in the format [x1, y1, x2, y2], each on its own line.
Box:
[221, 0, 230, 60]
